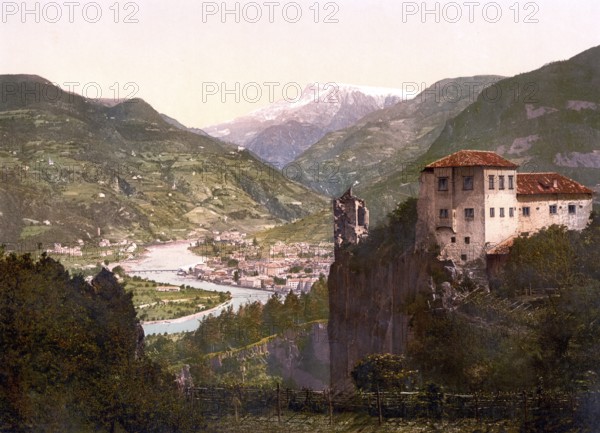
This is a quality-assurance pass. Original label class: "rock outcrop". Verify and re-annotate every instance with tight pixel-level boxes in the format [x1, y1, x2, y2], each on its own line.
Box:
[328, 250, 433, 392]
[209, 322, 330, 390]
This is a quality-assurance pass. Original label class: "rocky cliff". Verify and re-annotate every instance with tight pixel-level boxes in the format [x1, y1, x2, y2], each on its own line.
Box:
[209, 322, 330, 390]
[328, 250, 433, 392]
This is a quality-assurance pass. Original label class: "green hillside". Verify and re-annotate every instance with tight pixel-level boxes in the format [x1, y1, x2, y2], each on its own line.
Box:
[293, 76, 503, 221]
[420, 45, 600, 191]
[0, 75, 327, 249]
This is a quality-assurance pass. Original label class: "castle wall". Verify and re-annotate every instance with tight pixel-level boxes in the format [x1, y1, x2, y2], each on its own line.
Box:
[517, 194, 593, 234]
[416, 166, 593, 264]
[483, 168, 520, 247]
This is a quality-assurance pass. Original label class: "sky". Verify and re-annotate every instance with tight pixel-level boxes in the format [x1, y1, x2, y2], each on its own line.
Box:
[1, 0, 599, 127]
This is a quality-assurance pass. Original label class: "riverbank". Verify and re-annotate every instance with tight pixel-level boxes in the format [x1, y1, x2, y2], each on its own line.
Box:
[114, 240, 274, 335]
[141, 300, 232, 325]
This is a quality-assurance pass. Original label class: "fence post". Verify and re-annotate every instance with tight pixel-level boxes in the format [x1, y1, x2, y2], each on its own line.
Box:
[276, 382, 281, 425]
[377, 385, 383, 425]
[522, 391, 528, 425]
[328, 389, 334, 425]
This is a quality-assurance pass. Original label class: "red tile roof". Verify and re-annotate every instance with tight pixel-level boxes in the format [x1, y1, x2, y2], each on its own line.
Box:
[517, 173, 593, 195]
[425, 150, 518, 169]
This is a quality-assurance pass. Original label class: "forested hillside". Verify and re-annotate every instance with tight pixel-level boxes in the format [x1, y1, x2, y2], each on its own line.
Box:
[0, 253, 202, 432]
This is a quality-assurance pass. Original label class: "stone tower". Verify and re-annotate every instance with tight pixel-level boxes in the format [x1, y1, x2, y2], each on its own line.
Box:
[333, 187, 369, 248]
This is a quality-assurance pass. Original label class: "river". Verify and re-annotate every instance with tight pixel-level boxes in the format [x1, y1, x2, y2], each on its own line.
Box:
[118, 241, 274, 335]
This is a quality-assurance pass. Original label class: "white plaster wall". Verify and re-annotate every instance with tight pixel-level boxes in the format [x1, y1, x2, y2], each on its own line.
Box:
[517, 194, 593, 234]
[415, 167, 593, 265]
[483, 168, 519, 246]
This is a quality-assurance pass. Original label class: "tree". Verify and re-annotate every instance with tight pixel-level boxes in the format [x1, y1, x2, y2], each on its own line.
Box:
[0, 253, 201, 432]
[502, 225, 577, 293]
[351, 353, 415, 392]
[351, 354, 416, 424]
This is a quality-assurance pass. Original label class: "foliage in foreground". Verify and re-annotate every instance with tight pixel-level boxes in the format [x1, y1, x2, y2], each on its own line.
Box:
[407, 214, 600, 394]
[0, 253, 202, 432]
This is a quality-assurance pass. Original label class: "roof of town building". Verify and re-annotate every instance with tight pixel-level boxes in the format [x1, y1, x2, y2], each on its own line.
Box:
[517, 173, 593, 195]
[425, 150, 519, 169]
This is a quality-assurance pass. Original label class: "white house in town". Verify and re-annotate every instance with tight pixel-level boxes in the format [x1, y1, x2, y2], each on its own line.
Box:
[416, 150, 594, 264]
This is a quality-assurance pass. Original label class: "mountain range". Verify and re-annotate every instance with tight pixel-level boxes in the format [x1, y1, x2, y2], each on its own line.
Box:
[257, 46, 600, 241]
[299, 46, 600, 226]
[203, 83, 403, 168]
[419, 45, 600, 190]
[0, 75, 327, 247]
[2, 45, 599, 247]
[292, 76, 504, 216]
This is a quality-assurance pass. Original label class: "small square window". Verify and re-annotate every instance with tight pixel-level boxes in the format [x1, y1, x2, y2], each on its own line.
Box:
[499, 175, 505, 190]
[463, 176, 473, 190]
[568, 205, 576, 214]
[460, 254, 467, 261]
[464, 237, 470, 244]
[509, 208, 514, 217]
[439, 209, 449, 219]
[488, 175, 495, 190]
[549, 205, 557, 214]
[438, 177, 448, 191]
[451, 237, 456, 243]
[464, 208, 475, 219]
[500, 208, 505, 218]
[523, 207, 530, 217]
[490, 208, 495, 217]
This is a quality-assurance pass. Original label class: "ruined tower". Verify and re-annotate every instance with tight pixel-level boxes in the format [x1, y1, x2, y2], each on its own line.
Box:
[333, 187, 369, 248]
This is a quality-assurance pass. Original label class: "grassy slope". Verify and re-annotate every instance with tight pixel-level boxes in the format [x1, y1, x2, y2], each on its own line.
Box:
[0, 75, 327, 249]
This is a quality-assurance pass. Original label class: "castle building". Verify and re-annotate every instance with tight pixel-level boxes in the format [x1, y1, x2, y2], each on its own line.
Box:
[416, 150, 594, 264]
[333, 187, 369, 248]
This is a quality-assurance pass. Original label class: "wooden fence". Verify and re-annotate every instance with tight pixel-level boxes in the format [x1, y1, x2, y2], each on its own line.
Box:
[186, 385, 597, 424]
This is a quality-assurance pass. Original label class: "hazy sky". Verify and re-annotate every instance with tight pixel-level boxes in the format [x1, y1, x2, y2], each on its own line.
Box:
[1, 0, 599, 127]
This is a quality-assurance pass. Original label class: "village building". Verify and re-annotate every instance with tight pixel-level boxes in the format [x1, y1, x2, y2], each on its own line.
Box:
[286, 277, 318, 293]
[258, 262, 286, 277]
[238, 276, 261, 288]
[415, 150, 594, 266]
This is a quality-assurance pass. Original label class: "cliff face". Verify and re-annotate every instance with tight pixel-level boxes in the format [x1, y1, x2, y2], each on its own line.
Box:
[209, 322, 330, 390]
[328, 251, 433, 392]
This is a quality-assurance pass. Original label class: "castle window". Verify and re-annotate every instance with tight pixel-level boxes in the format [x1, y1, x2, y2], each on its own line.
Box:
[451, 237, 456, 243]
[358, 207, 367, 226]
[509, 207, 514, 217]
[460, 254, 467, 261]
[438, 177, 448, 191]
[439, 209, 449, 219]
[488, 175, 495, 190]
[464, 237, 470, 244]
[490, 207, 495, 217]
[549, 204, 557, 215]
[508, 175, 514, 190]
[568, 205, 576, 214]
[464, 208, 475, 219]
[463, 176, 473, 190]
[522, 207, 530, 217]
[499, 175, 505, 190]
[500, 207, 505, 218]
